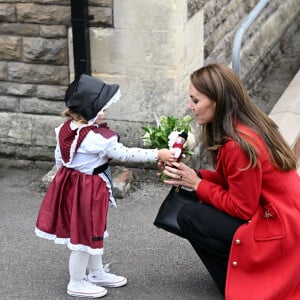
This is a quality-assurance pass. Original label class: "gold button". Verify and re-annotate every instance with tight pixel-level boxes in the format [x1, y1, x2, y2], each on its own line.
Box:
[232, 261, 238, 267]
[235, 239, 241, 245]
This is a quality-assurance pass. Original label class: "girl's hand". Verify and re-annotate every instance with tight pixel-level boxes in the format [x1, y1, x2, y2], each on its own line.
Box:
[157, 149, 177, 164]
[157, 159, 173, 180]
[157, 159, 164, 171]
[162, 161, 201, 191]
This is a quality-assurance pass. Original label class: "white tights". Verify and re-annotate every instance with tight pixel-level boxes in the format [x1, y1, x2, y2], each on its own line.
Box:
[69, 250, 103, 282]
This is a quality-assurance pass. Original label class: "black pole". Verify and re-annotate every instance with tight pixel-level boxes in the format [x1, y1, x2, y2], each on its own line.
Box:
[70, 0, 92, 79]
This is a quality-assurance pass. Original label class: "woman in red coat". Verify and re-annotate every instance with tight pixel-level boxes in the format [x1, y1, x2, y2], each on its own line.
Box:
[162, 63, 300, 299]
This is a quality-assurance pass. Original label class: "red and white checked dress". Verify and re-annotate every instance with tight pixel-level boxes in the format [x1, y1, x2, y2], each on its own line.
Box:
[35, 119, 158, 254]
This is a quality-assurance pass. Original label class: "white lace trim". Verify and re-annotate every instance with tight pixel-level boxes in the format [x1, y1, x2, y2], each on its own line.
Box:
[87, 89, 121, 125]
[99, 173, 117, 208]
[35, 227, 108, 255]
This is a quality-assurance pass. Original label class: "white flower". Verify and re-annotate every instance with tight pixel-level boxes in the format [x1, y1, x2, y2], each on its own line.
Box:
[168, 131, 181, 148]
[141, 132, 152, 147]
[186, 133, 196, 150]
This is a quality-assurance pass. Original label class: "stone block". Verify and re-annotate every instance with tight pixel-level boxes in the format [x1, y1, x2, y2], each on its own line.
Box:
[86, 1, 204, 150]
[0, 112, 63, 147]
[186, 9, 204, 66]
[111, 166, 135, 199]
[0, 62, 7, 80]
[8, 62, 69, 85]
[269, 86, 300, 115]
[96, 73, 177, 122]
[40, 165, 135, 199]
[37, 85, 67, 100]
[0, 36, 21, 60]
[114, 0, 186, 31]
[31, 115, 63, 146]
[16, 4, 70, 25]
[90, 28, 183, 67]
[35, 0, 69, 5]
[7, 83, 36, 96]
[40, 25, 67, 38]
[0, 112, 32, 144]
[89, 7, 112, 26]
[89, 0, 112, 6]
[0, 23, 40, 36]
[19, 97, 64, 115]
[269, 112, 300, 151]
[269, 69, 300, 151]
[0, 95, 19, 111]
[23, 37, 68, 64]
[41, 165, 57, 187]
[0, 4, 16, 22]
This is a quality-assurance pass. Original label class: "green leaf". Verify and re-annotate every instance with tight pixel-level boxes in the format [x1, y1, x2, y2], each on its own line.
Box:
[141, 113, 194, 155]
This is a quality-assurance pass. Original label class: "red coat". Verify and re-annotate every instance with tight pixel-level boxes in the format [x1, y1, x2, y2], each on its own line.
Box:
[196, 125, 300, 300]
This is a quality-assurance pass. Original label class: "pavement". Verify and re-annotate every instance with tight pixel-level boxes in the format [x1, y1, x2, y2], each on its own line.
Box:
[1, 59, 299, 300]
[0, 167, 223, 300]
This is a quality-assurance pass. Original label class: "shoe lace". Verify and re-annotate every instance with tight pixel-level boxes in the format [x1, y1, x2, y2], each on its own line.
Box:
[88, 262, 115, 279]
[81, 277, 96, 287]
[103, 262, 112, 273]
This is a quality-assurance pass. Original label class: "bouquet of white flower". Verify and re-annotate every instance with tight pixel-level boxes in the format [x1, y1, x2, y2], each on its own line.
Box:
[141, 114, 195, 160]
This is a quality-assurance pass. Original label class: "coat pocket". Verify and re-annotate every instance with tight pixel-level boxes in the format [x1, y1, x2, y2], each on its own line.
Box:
[254, 203, 285, 241]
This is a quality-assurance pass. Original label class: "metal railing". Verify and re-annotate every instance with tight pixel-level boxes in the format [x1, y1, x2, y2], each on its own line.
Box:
[232, 0, 269, 78]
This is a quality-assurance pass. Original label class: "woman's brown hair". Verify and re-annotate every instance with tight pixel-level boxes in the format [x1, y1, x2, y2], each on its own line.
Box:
[190, 63, 296, 171]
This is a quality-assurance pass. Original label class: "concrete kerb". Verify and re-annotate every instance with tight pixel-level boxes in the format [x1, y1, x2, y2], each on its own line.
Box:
[268, 68, 300, 175]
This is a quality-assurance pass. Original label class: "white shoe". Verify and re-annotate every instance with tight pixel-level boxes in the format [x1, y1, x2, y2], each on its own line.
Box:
[88, 264, 127, 288]
[67, 278, 108, 298]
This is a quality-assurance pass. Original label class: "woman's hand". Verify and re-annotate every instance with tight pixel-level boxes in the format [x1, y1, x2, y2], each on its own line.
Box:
[162, 161, 201, 191]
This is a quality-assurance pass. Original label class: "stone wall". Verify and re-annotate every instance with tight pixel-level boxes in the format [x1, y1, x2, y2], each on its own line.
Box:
[188, 0, 300, 85]
[0, 0, 113, 168]
[88, 0, 204, 162]
[0, 0, 299, 168]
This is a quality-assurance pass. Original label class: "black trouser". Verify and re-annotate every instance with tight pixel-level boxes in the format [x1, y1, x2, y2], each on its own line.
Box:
[177, 202, 245, 295]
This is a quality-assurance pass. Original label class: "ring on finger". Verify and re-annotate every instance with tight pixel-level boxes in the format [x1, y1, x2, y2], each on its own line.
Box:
[178, 174, 183, 180]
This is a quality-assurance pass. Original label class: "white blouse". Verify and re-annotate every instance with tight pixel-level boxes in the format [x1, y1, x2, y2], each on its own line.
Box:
[54, 121, 158, 206]
[54, 121, 158, 173]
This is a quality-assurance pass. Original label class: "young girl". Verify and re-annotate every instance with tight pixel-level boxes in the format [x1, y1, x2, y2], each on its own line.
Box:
[35, 74, 176, 298]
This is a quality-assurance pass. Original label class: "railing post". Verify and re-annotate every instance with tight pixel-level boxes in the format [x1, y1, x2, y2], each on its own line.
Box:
[232, 0, 269, 78]
[70, 0, 92, 79]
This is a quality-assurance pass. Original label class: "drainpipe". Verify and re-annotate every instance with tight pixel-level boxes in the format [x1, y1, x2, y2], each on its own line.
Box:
[232, 0, 269, 78]
[70, 0, 93, 79]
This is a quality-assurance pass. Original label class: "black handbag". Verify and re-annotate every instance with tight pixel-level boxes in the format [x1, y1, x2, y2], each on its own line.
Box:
[153, 185, 199, 238]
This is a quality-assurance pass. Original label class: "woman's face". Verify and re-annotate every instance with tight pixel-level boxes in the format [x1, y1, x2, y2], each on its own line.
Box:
[188, 82, 216, 125]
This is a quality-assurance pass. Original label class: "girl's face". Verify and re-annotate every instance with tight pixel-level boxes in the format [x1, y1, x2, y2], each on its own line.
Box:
[188, 82, 216, 125]
[94, 110, 107, 124]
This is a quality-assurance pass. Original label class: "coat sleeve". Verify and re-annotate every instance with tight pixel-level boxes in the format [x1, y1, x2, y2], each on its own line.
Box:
[198, 169, 221, 184]
[196, 141, 262, 220]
